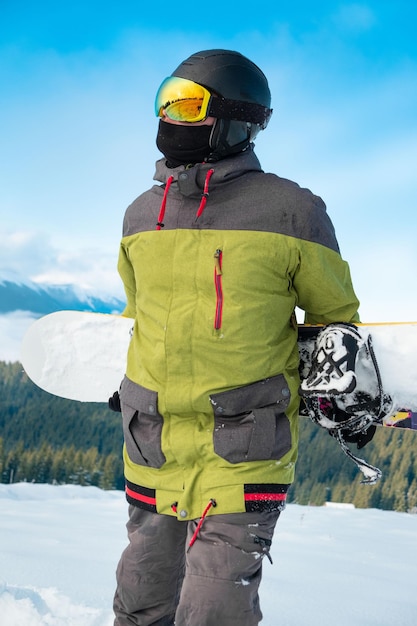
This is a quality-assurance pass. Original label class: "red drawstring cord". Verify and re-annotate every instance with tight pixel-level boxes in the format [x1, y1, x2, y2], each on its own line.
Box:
[195, 168, 215, 219]
[156, 169, 214, 230]
[187, 498, 217, 551]
[156, 175, 174, 230]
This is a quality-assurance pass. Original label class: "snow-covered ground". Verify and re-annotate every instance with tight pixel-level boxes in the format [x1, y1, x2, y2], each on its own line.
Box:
[1, 483, 417, 625]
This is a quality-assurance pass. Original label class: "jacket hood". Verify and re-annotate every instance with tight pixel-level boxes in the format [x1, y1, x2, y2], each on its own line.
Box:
[153, 146, 263, 198]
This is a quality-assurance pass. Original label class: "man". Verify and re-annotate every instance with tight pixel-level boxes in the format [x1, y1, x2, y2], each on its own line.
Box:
[113, 49, 360, 626]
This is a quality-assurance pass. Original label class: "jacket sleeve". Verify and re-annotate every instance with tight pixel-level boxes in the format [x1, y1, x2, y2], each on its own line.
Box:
[285, 187, 360, 324]
[293, 238, 360, 324]
[118, 242, 136, 319]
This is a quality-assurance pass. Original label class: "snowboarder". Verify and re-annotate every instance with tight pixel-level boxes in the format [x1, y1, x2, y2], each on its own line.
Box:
[112, 49, 363, 626]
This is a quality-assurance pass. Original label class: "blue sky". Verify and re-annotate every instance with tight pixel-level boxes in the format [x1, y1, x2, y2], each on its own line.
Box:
[1, 0, 416, 322]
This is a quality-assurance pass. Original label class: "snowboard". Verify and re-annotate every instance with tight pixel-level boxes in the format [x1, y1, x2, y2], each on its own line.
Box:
[20, 311, 417, 431]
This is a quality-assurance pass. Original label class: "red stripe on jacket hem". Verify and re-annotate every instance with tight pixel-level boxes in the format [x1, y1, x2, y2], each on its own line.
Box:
[244, 492, 287, 502]
[124, 480, 158, 512]
[244, 483, 289, 512]
[125, 485, 157, 506]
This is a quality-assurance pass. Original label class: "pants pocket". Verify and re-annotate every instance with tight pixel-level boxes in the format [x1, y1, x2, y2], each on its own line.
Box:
[210, 375, 292, 464]
[120, 377, 166, 469]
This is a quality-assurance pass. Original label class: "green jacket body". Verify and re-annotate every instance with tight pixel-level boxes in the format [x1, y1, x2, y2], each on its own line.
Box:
[118, 148, 359, 520]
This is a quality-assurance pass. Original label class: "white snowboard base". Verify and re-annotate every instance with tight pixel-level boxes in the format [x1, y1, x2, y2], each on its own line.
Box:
[21, 311, 133, 402]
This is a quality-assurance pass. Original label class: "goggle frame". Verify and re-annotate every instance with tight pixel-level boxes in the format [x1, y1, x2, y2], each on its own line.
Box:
[155, 76, 272, 128]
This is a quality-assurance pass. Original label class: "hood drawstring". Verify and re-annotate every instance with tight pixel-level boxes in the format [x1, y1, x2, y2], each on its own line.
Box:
[155, 169, 215, 230]
[187, 498, 217, 552]
[195, 168, 215, 220]
[156, 175, 174, 230]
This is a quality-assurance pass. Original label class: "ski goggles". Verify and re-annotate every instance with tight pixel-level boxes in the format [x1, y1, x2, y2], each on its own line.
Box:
[155, 76, 272, 128]
[155, 76, 213, 123]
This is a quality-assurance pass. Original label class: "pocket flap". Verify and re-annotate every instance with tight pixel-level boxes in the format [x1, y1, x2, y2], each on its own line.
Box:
[210, 375, 290, 416]
[120, 376, 158, 415]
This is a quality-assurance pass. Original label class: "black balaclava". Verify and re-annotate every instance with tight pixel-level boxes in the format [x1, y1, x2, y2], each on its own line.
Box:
[156, 120, 213, 167]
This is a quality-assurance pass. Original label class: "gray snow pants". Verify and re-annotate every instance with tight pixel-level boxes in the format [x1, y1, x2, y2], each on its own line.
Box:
[113, 505, 280, 626]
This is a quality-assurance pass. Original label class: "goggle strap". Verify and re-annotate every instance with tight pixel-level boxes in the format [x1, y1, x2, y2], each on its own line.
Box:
[208, 98, 272, 129]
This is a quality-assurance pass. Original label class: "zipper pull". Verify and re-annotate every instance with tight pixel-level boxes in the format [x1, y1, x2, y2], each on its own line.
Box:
[214, 249, 222, 275]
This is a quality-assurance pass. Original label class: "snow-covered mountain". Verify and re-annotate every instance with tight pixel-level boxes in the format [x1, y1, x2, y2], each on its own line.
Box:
[0, 279, 124, 316]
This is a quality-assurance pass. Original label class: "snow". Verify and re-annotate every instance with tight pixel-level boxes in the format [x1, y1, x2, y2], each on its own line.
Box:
[1, 484, 417, 625]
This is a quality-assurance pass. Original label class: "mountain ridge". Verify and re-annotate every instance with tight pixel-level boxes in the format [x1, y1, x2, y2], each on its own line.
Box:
[0, 279, 124, 316]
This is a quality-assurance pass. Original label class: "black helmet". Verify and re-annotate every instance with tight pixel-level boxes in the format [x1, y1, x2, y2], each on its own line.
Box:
[171, 49, 272, 160]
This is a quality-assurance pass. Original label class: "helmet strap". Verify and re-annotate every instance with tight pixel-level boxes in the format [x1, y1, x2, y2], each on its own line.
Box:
[207, 119, 252, 161]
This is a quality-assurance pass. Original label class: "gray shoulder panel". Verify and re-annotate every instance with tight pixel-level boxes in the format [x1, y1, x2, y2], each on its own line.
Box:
[122, 170, 340, 254]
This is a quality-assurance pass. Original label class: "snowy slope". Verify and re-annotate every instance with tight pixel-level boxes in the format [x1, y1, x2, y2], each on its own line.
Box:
[1, 483, 417, 625]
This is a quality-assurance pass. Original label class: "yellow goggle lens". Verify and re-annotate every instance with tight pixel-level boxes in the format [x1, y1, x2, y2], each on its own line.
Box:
[155, 76, 212, 122]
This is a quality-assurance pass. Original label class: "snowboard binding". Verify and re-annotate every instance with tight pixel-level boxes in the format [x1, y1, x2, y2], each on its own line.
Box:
[300, 322, 392, 484]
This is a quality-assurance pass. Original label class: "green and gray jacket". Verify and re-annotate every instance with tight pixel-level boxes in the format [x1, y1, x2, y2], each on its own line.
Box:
[117, 147, 359, 520]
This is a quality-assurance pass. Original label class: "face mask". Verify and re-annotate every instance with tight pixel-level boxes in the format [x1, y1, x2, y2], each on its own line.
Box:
[156, 120, 213, 167]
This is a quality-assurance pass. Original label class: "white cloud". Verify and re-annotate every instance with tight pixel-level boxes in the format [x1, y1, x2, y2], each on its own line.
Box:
[0, 231, 56, 280]
[0, 230, 123, 299]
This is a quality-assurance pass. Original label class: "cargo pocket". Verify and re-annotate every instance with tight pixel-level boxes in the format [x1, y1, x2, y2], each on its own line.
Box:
[119, 377, 166, 468]
[210, 375, 292, 464]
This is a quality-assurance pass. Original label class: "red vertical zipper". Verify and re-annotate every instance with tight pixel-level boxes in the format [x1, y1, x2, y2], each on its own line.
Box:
[213, 249, 223, 330]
